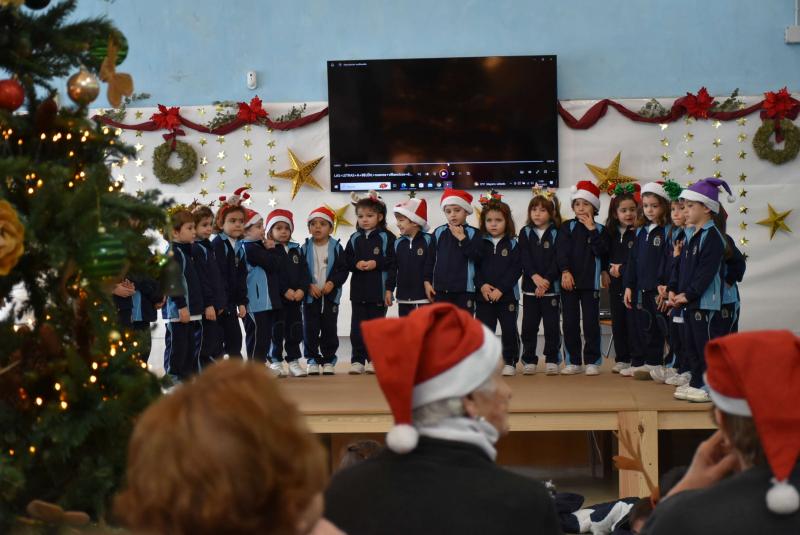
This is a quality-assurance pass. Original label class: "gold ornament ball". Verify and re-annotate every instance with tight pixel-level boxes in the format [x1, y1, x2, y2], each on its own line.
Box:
[67, 68, 100, 106]
[108, 329, 122, 342]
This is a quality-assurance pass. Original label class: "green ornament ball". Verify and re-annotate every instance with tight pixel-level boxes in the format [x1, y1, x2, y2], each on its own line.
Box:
[85, 233, 127, 278]
[88, 30, 128, 69]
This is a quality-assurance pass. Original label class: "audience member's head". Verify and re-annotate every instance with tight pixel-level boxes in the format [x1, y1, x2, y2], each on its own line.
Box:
[114, 359, 328, 535]
[338, 440, 384, 471]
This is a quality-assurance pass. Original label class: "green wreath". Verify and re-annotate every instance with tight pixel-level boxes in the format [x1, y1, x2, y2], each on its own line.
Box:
[152, 140, 198, 184]
[753, 119, 800, 165]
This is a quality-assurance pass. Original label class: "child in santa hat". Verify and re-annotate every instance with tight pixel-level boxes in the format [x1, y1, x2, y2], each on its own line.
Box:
[668, 177, 734, 402]
[429, 188, 481, 313]
[211, 187, 250, 358]
[345, 191, 396, 375]
[644, 330, 800, 533]
[556, 180, 610, 376]
[391, 195, 434, 317]
[239, 207, 286, 376]
[264, 209, 311, 378]
[302, 207, 349, 375]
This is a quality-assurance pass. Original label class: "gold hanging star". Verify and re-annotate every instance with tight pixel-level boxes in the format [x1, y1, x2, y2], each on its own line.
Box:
[267, 140, 277, 148]
[200, 172, 208, 181]
[739, 236, 749, 246]
[757, 204, 793, 239]
[268, 155, 277, 163]
[200, 156, 208, 166]
[737, 133, 748, 142]
[216, 136, 225, 144]
[739, 206, 748, 214]
[199, 188, 208, 197]
[684, 132, 694, 142]
[217, 180, 226, 191]
[135, 158, 144, 167]
[685, 150, 694, 158]
[217, 166, 226, 174]
[273, 148, 324, 199]
[713, 171, 722, 178]
[243, 182, 253, 189]
[244, 153, 253, 162]
[684, 116, 695, 125]
[269, 169, 276, 177]
[739, 188, 747, 198]
[135, 131, 142, 137]
[134, 143, 144, 152]
[661, 153, 670, 162]
[135, 173, 144, 183]
[659, 123, 669, 131]
[244, 169, 253, 178]
[324, 203, 354, 235]
[243, 125, 252, 133]
[217, 151, 226, 160]
[739, 221, 748, 231]
[712, 154, 722, 163]
[198, 107, 206, 116]
[199, 138, 208, 146]
[739, 173, 747, 182]
[686, 164, 695, 174]
[660, 137, 670, 147]
[738, 150, 747, 159]
[243, 139, 252, 148]
[267, 185, 277, 193]
[712, 138, 722, 147]
[584, 152, 636, 191]
[713, 120, 722, 129]
[661, 169, 670, 179]
[135, 110, 143, 119]
[737, 117, 747, 126]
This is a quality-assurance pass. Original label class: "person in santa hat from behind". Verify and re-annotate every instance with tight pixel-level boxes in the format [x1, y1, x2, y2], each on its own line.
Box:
[644, 330, 800, 534]
[324, 303, 560, 535]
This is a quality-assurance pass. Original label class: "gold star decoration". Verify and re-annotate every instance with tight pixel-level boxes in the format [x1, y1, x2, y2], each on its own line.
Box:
[738, 150, 747, 159]
[323, 203, 354, 235]
[243, 169, 253, 178]
[739, 236, 749, 246]
[737, 117, 747, 126]
[739, 188, 748, 198]
[134, 143, 144, 152]
[267, 140, 276, 148]
[713, 120, 722, 129]
[739, 221, 748, 231]
[686, 164, 695, 174]
[216, 136, 225, 144]
[684, 132, 694, 142]
[199, 188, 208, 197]
[217, 166, 226, 174]
[273, 148, 325, 199]
[200, 172, 208, 181]
[135, 158, 144, 167]
[685, 150, 695, 158]
[739, 206, 748, 214]
[243, 153, 252, 162]
[135, 110, 143, 119]
[584, 152, 636, 191]
[135, 174, 144, 183]
[739, 173, 747, 182]
[217, 180, 226, 190]
[268, 155, 277, 163]
[713, 171, 722, 178]
[660, 137, 670, 147]
[269, 169, 276, 177]
[243, 125, 252, 133]
[243, 139, 252, 148]
[684, 116, 695, 125]
[757, 204, 793, 239]
[712, 154, 722, 163]
[661, 169, 670, 179]
[268, 197, 278, 207]
[217, 151, 226, 160]
[215, 103, 224, 112]
[267, 185, 277, 193]
[243, 182, 253, 189]
[199, 138, 208, 146]
[661, 153, 670, 162]
[200, 156, 208, 166]
[135, 131, 142, 138]
[198, 107, 206, 116]
[712, 138, 722, 147]
[659, 123, 669, 131]
[738, 133, 748, 142]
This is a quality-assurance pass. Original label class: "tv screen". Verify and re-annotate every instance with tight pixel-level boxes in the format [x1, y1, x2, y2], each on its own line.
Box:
[327, 55, 558, 192]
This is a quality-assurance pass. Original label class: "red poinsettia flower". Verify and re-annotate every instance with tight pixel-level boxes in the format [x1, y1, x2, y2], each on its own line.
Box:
[150, 104, 182, 130]
[763, 87, 797, 120]
[683, 87, 715, 119]
[237, 96, 269, 123]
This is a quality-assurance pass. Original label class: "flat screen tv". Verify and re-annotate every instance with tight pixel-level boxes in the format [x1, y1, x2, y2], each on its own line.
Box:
[326, 55, 558, 192]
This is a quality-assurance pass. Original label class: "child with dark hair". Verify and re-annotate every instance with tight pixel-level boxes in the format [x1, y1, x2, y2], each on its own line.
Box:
[191, 203, 225, 368]
[391, 196, 434, 317]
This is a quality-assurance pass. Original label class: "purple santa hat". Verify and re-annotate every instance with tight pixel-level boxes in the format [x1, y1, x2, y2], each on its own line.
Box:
[679, 177, 735, 214]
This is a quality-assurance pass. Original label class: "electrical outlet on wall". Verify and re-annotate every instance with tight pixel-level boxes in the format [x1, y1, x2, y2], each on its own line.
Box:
[246, 71, 258, 90]
[786, 26, 800, 43]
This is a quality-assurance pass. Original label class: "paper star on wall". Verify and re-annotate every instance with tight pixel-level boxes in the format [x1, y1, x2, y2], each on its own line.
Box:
[757, 204, 793, 239]
[273, 149, 324, 199]
[584, 152, 636, 191]
[324, 203, 353, 235]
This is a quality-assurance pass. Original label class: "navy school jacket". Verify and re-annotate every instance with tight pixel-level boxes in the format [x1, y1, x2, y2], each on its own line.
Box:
[301, 237, 349, 305]
[431, 223, 480, 293]
[519, 224, 560, 295]
[474, 235, 522, 303]
[114, 272, 162, 326]
[211, 232, 248, 310]
[193, 238, 226, 311]
[275, 241, 311, 297]
[345, 228, 396, 304]
[663, 226, 686, 290]
[162, 241, 205, 319]
[391, 231, 434, 302]
[555, 219, 609, 291]
[624, 224, 669, 295]
[668, 220, 725, 311]
[241, 239, 285, 313]
[722, 234, 746, 306]
[606, 225, 637, 290]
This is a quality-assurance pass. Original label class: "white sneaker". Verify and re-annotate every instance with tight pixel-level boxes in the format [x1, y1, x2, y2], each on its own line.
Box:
[307, 363, 320, 375]
[633, 364, 657, 380]
[685, 386, 711, 403]
[349, 362, 365, 375]
[612, 362, 631, 373]
[522, 363, 537, 375]
[365, 362, 376, 374]
[651, 367, 677, 384]
[288, 360, 307, 377]
[268, 362, 287, 378]
[545, 363, 560, 375]
[620, 366, 635, 377]
[322, 363, 336, 375]
[585, 364, 600, 376]
[560, 364, 582, 375]
[666, 371, 691, 386]
[673, 385, 690, 400]
[502, 365, 516, 376]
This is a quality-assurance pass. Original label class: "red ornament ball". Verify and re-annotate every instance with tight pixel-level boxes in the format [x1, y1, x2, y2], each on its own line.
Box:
[0, 78, 25, 112]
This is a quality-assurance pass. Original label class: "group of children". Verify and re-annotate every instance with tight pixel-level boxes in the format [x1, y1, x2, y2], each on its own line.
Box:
[116, 176, 744, 402]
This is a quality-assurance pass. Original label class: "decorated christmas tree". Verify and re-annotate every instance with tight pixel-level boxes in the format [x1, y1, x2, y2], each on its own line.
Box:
[0, 0, 166, 530]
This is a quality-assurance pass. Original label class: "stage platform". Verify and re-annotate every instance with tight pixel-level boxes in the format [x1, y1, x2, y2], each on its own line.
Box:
[278, 363, 716, 498]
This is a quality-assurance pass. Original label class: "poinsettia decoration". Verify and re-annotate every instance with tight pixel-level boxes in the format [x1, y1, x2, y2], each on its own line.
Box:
[763, 87, 798, 120]
[237, 96, 269, 123]
[682, 87, 715, 119]
[150, 105, 185, 148]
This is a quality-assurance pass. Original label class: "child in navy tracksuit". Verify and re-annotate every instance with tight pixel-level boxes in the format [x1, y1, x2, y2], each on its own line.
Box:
[265, 209, 310, 377]
[192, 204, 226, 368]
[113, 271, 162, 364]
[430, 188, 480, 313]
[661, 194, 690, 386]
[474, 195, 522, 375]
[668, 178, 733, 403]
[519, 191, 563, 375]
[557, 181, 609, 376]
[391, 196, 434, 317]
[162, 208, 205, 381]
[212, 188, 250, 358]
[303, 207, 349, 375]
[240, 208, 285, 375]
[721, 229, 746, 334]
[622, 182, 671, 379]
[346, 192, 395, 374]
[604, 185, 641, 374]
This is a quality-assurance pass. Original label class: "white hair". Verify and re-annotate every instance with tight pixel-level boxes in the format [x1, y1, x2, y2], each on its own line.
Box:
[411, 374, 497, 427]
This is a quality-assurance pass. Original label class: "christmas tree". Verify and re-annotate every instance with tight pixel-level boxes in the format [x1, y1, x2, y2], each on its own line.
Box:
[0, 0, 167, 530]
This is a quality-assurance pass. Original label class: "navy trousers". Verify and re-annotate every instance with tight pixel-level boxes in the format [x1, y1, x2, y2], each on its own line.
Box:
[631, 290, 668, 367]
[398, 302, 429, 317]
[350, 302, 387, 364]
[217, 309, 243, 358]
[164, 320, 202, 380]
[719, 303, 740, 335]
[270, 301, 303, 363]
[520, 294, 561, 365]
[668, 313, 689, 373]
[244, 310, 274, 364]
[607, 283, 642, 364]
[684, 308, 724, 388]
[476, 300, 520, 366]
[561, 289, 601, 366]
[198, 317, 223, 369]
[304, 297, 340, 365]
[434, 291, 475, 315]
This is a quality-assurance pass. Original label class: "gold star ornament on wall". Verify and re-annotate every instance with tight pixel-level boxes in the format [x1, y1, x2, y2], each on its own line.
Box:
[757, 204, 793, 239]
[324, 203, 354, 235]
[273, 149, 324, 200]
[584, 152, 636, 191]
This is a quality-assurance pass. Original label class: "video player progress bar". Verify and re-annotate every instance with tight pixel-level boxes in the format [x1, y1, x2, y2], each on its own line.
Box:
[342, 160, 547, 167]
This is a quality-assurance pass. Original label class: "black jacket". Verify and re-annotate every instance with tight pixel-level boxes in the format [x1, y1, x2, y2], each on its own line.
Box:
[325, 437, 562, 535]
[391, 231, 434, 301]
[431, 223, 481, 293]
[193, 238, 226, 311]
[162, 241, 205, 318]
[519, 224, 560, 294]
[668, 222, 725, 310]
[345, 228, 396, 304]
[211, 233, 248, 310]
[474, 235, 522, 302]
[275, 241, 311, 297]
[556, 219, 609, 291]
[643, 463, 800, 535]
[624, 224, 668, 293]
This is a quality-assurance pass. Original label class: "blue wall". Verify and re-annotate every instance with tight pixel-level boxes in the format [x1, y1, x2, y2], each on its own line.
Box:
[70, 0, 799, 107]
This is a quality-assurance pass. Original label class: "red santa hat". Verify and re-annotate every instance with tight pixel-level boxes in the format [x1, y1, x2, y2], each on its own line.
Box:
[361, 303, 501, 454]
[265, 208, 294, 235]
[242, 208, 262, 228]
[641, 181, 669, 201]
[308, 206, 335, 227]
[440, 188, 474, 214]
[570, 180, 601, 210]
[393, 197, 429, 232]
[705, 330, 800, 515]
